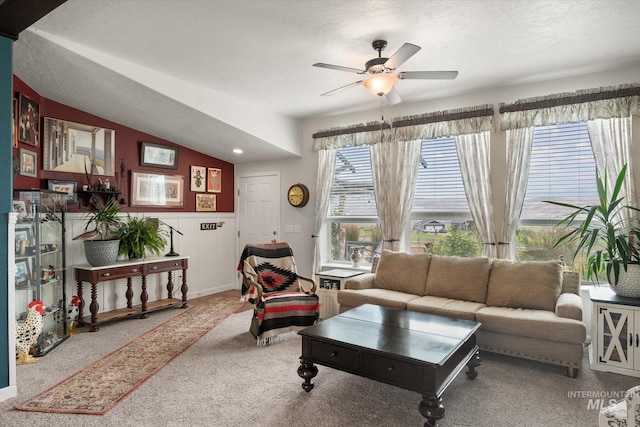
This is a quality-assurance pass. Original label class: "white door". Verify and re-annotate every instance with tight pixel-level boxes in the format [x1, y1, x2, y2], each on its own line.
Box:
[238, 173, 280, 252]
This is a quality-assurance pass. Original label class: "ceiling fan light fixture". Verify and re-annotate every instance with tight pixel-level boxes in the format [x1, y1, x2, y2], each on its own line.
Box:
[363, 73, 397, 96]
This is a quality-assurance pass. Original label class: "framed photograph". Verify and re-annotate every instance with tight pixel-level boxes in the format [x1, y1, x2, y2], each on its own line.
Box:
[13, 202, 27, 222]
[48, 179, 78, 203]
[19, 148, 37, 178]
[12, 98, 17, 148]
[43, 117, 116, 175]
[190, 165, 206, 192]
[207, 168, 222, 193]
[15, 259, 31, 285]
[140, 142, 178, 169]
[131, 171, 184, 207]
[14, 223, 32, 245]
[18, 93, 39, 146]
[196, 194, 217, 212]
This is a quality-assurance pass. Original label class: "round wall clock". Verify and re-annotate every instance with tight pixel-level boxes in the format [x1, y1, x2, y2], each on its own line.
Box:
[287, 183, 310, 208]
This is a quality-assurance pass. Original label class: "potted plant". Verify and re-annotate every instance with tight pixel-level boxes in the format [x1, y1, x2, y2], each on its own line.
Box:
[73, 197, 123, 266]
[116, 214, 168, 259]
[548, 164, 640, 297]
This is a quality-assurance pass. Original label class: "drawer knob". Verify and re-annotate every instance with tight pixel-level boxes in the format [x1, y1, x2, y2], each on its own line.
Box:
[102, 272, 111, 277]
[131, 269, 138, 273]
[152, 266, 158, 270]
[387, 365, 394, 372]
[331, 351, 338, 358]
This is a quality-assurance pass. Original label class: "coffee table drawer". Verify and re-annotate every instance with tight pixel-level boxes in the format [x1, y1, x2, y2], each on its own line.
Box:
[310, 341, 359, 369]
[363, 353, 422, 388]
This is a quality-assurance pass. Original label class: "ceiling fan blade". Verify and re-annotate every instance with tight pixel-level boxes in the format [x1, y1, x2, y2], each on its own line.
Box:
[321, 80, 363, 96]
[398, 71, 459, 80]
[384, 43, 421, 70]
[313, 63, 364, 74]
[385, 87, 402, 105]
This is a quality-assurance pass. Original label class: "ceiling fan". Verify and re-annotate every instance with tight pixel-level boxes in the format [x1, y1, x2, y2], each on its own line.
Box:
[313, 40, 458, 105]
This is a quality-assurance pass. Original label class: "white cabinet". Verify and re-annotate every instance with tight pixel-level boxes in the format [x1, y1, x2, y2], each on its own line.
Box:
[316, 269, 364, 320]
[590, 287, 640, 377]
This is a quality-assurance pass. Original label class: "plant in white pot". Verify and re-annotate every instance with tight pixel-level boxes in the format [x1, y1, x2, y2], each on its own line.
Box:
[547, 164, 640, 297]
[73, 198, 123, 267]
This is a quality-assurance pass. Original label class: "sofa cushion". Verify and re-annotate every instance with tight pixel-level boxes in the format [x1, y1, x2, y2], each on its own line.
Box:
[337, 288, 420, 310]
[486, 260, 562, 311]
[424, 255, 491, 303]
[374, 250, 430, 295]
[407, 295, 486, 321]
[476, 306, 586, 344]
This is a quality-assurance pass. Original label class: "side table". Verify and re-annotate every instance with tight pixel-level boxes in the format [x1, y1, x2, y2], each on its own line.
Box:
[316, 269, 364, 319]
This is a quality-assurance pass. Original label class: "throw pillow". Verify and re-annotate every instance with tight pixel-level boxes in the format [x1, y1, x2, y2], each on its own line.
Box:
[425, 255, 492, 303]
[374, 250, 431, 295]
[486, 260, 562, 311]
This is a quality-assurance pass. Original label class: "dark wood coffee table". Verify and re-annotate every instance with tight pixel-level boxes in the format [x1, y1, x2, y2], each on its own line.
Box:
[297, 304, 481, 427]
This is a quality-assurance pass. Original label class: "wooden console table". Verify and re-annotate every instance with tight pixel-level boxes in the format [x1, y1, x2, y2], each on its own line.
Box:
[74, 256, 189, 332]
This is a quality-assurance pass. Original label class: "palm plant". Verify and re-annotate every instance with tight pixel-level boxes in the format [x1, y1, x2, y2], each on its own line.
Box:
[73, 197, 122, 240]
[547, 164, 640, 285]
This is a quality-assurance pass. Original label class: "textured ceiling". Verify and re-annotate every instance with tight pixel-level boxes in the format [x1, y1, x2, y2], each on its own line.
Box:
[12, 0, 640, 163]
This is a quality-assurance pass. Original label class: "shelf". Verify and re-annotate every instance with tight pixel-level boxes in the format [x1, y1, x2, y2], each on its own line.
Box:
[78, 189, 122, 207]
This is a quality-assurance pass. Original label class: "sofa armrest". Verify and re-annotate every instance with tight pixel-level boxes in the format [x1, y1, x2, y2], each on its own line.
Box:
[555, 293, 583, 321]
[344, 273, 375, 290]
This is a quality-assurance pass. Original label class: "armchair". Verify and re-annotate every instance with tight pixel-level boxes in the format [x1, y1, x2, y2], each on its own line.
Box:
[238, 242, 320, 345]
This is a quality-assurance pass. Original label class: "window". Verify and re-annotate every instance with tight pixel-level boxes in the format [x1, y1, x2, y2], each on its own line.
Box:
[411, 137, 480, 256]
[327, 145, 380, 265]
[516, 122, 599, 272]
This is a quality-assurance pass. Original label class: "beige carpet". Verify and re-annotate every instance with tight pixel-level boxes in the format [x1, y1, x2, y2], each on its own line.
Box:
[14, 294, 245, 415]
[0, 294, 636, 426]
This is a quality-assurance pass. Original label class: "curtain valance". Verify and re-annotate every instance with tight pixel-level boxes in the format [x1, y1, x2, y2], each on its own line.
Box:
[312, 104, 494, 151]
[499, 84, 640, 131]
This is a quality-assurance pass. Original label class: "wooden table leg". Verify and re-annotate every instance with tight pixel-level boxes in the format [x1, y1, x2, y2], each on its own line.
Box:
[76, 280, 85, 326]
[419, 395, 445, 427]
[126, 277, 133, 309]
[166, 271, 174, 299]
[140, 274, 148, 318]
[89, 282, 99, 332]
[465, 350, 481, 379]
[297, 359, 318, 392]
[180, 268, 188, 308]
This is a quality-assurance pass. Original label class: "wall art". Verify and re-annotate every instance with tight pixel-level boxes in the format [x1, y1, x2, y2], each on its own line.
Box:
[196, 193, 216, 212]
[207, 168, 221, 193]
[17, 93, 39, 146]
[19, 148, 37, 178]
[190, 165, 206, 192]
[131, 171, 184, 207]
[140, 141, 178, 169]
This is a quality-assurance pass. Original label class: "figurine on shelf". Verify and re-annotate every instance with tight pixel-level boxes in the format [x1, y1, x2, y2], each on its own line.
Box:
[16, 300, 45, 364]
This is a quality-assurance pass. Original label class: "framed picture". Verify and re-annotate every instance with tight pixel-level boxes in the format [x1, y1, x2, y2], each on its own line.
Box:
[48, 179, 78, 203]
[17, 93, 39, 146]
[140, 142, 179, 169]
[19, 148, 37, 178]
[12, 98, 17, 148]
[14, 223, 32, 245]
[207, 168, 222, 193]
[196, 194, 216, 212]
[190, 165, 206, 192]
[13, 202, 27, 222]
[15, 259, 31, 285]
[43, 117, 116, 176]
[131, 171, 184, 207]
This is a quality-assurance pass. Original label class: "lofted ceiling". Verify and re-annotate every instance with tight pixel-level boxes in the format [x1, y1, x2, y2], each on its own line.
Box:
[11, 0, 640, 164]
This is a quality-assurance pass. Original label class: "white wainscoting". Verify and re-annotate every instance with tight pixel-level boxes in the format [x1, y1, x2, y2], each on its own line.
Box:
[65, 211, 238, 314]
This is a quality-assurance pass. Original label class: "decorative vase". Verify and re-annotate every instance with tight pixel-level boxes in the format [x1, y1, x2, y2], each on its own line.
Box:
[84, 239, 120, 267]
[609, 263, 640, 298]
[350, 247, 363, 267]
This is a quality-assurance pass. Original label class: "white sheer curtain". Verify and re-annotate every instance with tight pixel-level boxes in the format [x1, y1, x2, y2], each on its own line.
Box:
[499, 127, 534, 259]
[370, 139, 422, 251]
[312, 148, 337, 275]
[455, 131, 496, 258]
[587, 117, 636, 228]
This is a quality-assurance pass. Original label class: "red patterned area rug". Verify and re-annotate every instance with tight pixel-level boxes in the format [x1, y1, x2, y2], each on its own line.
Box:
[14, 295, 245, 415]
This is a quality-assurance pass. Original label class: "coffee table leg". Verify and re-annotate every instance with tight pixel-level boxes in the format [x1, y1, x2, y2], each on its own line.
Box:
[419, 395, 445, 427]
[465, 350, 482, 379]
[297, 359, 318, 392]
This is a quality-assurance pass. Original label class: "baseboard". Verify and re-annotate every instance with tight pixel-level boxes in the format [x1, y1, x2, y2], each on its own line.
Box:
[0, 384, 17, 402]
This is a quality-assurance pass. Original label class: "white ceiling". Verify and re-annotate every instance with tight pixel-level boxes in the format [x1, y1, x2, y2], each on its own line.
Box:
[12, 0, 640, 164]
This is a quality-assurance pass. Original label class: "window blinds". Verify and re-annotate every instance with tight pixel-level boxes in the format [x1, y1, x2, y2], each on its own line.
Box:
[521, 122, 598, 221]
[329, 145, 376, 216]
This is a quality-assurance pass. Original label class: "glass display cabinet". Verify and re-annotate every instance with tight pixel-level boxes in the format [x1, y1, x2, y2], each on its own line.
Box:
[14, 189, 68, 356]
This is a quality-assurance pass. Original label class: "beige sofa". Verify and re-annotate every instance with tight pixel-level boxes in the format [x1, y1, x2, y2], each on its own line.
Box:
[337, 251, 587, 377]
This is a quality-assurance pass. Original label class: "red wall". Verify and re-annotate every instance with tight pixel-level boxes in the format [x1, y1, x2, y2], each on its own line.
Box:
[12, 76, 234, 213]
